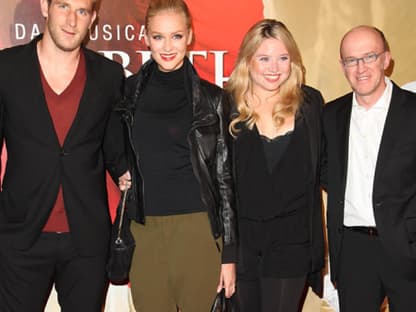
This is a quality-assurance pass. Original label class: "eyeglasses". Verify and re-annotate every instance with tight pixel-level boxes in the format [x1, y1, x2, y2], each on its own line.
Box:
[342, 51, 385, 67]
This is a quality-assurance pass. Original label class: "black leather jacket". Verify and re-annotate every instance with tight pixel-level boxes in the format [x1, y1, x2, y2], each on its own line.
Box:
[116, 58, 237, 258]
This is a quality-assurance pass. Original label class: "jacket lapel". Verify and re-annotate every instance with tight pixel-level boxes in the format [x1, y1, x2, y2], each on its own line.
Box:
[234, 124, 265, 176]
[26, 37, 61, 146]
[300, 92, 319, 180]
[335, 94, 353, 189]
[374, 83, 407, 182]
[62, 49, 91, 147]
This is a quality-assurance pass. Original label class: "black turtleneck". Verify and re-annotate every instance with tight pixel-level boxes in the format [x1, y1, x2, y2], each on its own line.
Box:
[133, 65, 206, 216]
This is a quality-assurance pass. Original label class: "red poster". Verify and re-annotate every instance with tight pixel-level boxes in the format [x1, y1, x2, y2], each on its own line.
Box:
[187, 0, 263, 85]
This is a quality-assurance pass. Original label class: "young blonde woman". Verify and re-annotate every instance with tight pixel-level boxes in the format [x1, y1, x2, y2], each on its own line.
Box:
[226, 19, 325, 311]
[117, 0, 236, 311]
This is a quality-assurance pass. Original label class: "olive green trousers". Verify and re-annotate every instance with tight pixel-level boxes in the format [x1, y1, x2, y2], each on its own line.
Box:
[129, 212, 221, 312]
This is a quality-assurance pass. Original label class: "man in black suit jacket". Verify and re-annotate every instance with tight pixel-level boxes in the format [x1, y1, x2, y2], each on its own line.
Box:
[0, 0, 129, 310]
[322, 25, 416, 312]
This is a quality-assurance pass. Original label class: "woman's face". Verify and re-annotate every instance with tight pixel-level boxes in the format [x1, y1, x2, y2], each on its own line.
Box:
[145, 10, 192, 72]
[249, 38, 291, 97]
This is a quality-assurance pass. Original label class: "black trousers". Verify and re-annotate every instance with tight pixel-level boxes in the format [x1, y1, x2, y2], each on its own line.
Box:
[337, 228, 416, 312]
[0, 233, 108, 312]
[236, 217, 309, 312]
[237, 276, 307, 312]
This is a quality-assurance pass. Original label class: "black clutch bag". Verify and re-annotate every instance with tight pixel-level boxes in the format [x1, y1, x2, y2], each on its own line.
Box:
[210, 289, 238, 312]
[107, 189, 136, 284]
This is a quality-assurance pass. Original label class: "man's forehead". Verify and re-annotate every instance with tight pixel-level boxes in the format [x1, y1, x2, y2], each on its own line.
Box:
[50, 0, 96, 8]
[341, 29, 383, 55]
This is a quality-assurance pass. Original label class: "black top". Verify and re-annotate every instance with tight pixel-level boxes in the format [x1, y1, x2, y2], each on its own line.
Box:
[236, 116, 311, 220]
[260, 130, 292, 173]
[133, 65, 206, 216]
[235, 116, 312, 276]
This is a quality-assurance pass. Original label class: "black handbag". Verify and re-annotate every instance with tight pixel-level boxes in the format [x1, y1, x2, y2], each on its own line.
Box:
[107, 189, 135, 284]
[210, 289, 238, 312]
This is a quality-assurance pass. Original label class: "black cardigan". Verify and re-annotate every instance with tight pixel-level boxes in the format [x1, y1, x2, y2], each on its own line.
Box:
[230, 85, 325, 296]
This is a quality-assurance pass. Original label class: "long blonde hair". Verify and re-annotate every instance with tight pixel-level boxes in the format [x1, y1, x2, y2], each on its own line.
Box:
[227, 19, 305, 136]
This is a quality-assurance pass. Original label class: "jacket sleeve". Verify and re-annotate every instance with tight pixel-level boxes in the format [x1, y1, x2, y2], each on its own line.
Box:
[216, 91, 238, 263]
[320, 106, 328, 191]
[103, 66, 128, 183]
[0, 93, 4, 181]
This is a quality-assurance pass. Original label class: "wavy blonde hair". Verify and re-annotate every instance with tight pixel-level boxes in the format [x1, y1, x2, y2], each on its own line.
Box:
[227, 19, 305, 136]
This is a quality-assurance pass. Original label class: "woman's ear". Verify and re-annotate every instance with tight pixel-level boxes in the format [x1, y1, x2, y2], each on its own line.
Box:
[187, 29, 193, 46]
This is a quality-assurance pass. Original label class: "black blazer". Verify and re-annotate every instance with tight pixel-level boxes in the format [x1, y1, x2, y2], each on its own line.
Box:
[0, 36, 126, 256]
[231, 85, 325, 295]
[322, 82, 416, 283]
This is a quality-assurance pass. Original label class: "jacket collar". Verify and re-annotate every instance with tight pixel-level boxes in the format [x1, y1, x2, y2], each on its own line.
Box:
[373, 82, 409, 183]
[334, 82, 406, 188]
[26, 34, 93, 148]
[333, 93, 353, 188]
[126, 57, 216, 126]
[299, 87, 322, 181]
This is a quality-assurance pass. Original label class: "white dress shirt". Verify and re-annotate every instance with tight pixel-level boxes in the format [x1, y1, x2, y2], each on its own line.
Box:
[344, 78, 393, 226]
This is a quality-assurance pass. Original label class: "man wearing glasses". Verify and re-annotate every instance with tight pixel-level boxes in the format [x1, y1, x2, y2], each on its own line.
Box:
[321, 25, 416, 312]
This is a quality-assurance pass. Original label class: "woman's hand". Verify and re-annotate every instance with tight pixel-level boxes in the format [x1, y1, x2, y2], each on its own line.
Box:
[217, 263, 236, 298]
[118, 171, 131, 191]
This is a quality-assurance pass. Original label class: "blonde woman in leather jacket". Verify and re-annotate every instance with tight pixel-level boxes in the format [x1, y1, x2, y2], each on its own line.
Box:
[116, 1, 237, 311]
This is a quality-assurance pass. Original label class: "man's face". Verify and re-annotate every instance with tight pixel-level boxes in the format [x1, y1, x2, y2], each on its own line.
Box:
[41, 0, 96, 52]
[340, 27, 391, 105]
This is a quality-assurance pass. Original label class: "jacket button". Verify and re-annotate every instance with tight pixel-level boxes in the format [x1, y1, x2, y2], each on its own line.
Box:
[60, 149, 70, 156]
[375, 202, 383, 207]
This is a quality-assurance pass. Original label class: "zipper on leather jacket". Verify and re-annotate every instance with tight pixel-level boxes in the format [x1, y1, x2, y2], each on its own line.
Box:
[187, 113, 222, 240]
[122, 109, 146, 223]
[190, 112, 217, 129]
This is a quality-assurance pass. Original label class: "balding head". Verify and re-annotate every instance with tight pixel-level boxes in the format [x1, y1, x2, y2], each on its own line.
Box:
[340, 25, 389, 59]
